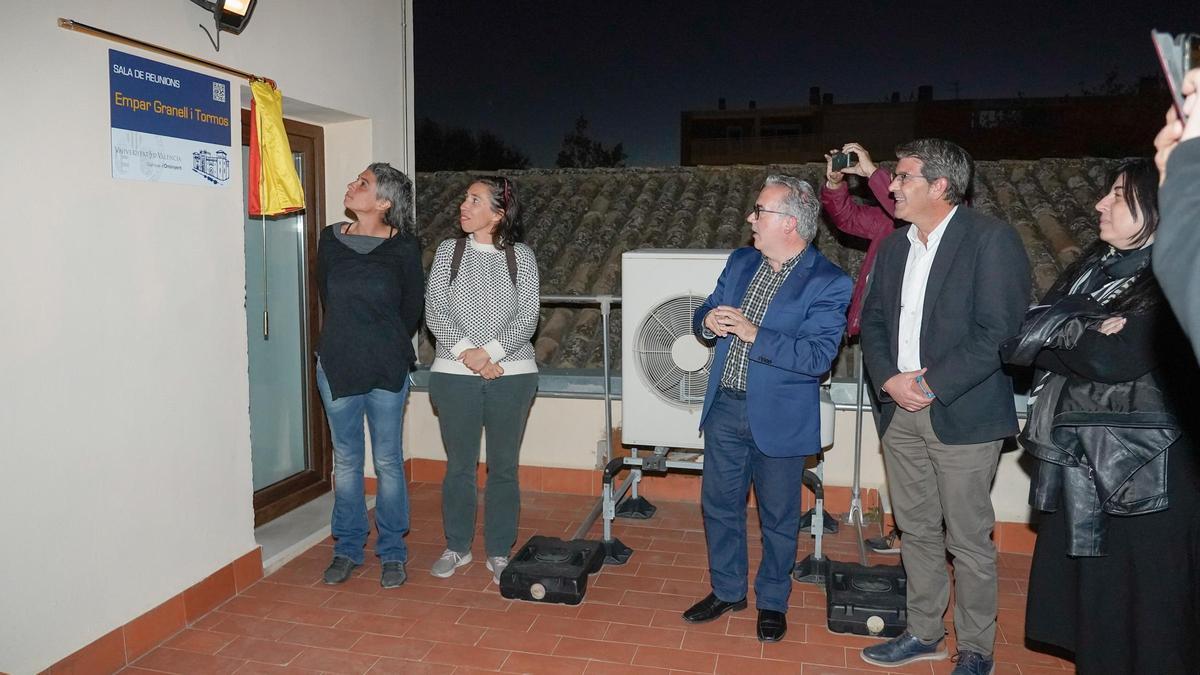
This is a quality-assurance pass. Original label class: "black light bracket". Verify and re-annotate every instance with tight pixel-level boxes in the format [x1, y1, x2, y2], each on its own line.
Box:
[189, 0, 257, 51]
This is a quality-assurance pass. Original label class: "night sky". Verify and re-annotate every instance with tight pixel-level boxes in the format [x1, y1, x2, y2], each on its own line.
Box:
[414, 1, 1194, 168]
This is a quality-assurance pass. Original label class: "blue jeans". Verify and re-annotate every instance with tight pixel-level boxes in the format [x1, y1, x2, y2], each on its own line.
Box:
[316, 362, 411, 565]
[701, 388, 807, 612]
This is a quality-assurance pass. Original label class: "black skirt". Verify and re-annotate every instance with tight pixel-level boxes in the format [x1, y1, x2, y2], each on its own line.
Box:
[1025, 441, 1200, 674]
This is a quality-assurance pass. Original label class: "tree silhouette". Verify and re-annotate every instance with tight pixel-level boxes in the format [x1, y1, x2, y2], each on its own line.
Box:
[415, 118, 530, 171]
[1077, 68, 1138, 97]
[555, 116, 627, 168]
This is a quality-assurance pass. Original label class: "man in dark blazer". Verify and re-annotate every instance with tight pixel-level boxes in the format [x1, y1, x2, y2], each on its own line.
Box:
[858, 139, 1030, 675]
[683, 175, 851, 642]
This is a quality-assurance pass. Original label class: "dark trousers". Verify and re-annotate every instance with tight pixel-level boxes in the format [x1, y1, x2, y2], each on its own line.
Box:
[701, 388, 808, 612]
[429, 372, 537, 557]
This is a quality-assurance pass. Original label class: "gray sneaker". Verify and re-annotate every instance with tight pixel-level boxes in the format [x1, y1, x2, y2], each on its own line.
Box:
[430, 549, 472, 578]
[485, 555, 509, 584]
[322, 555, 358, 585]
[380, 561, 407, 588]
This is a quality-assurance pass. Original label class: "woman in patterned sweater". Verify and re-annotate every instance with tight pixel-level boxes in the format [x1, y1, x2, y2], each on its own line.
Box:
[425, 176, 540, 585]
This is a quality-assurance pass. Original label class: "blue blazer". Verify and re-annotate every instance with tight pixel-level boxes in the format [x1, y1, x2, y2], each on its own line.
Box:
[693, 246, 851, 457]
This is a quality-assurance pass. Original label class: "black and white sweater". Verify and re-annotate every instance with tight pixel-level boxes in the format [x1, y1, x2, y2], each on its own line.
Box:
[425, 234, 539, 376]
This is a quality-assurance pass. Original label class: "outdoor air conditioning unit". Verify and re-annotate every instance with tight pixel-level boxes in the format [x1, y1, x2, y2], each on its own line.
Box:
[621, 249, 836, 452]
[621, 250, 729, 449]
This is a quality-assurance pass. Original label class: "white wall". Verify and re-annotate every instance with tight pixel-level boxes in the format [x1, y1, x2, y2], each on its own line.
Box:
[0, 2, 413, 672]
[323, 119, 376, 223]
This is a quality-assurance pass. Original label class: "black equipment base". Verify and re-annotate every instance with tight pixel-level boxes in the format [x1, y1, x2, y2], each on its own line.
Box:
[615, 496, 657, 519]
[792, 553, 830, 585]
[600, 537, 632, 565]
[799, 507, 840, 534]
[824, 561, 907, 637]
[499, 536, 605, 605]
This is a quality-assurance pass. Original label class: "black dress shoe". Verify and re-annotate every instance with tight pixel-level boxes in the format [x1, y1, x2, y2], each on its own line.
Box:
[756, 609, 787, 642]
[681, 592, 748, 623]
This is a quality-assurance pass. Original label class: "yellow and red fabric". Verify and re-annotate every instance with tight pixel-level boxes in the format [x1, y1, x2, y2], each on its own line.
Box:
[248, 80, 304, 216]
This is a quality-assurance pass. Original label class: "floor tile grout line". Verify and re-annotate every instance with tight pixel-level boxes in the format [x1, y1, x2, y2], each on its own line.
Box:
[133, 489, 1045, 673]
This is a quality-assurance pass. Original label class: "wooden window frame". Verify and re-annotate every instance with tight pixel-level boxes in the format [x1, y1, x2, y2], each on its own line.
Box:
[241, 108, 331, 527]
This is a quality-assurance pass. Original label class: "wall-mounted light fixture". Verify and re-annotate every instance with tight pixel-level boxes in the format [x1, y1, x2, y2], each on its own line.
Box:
[189, 0, 257, 51]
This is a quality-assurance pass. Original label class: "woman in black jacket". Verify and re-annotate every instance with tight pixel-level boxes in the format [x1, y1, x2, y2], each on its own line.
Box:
[1016, 159, 1200, 673]
[315, 163, 424, 589]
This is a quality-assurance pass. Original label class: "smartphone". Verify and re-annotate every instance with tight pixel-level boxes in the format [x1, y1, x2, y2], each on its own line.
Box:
[1152, 29, 1200, 122]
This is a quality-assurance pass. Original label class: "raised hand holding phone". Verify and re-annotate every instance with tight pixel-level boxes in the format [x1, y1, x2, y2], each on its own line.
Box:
[1154, 67, 1200, 181]
[1152, 29, 1199, 122]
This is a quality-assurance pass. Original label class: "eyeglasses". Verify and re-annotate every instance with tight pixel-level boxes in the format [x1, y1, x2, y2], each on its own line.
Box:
[892, 172, 928, 185]
[747, 205, 790, 220]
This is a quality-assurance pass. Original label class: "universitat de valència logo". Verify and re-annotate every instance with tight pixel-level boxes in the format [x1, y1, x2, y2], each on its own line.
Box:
[193, 149, 230, 184]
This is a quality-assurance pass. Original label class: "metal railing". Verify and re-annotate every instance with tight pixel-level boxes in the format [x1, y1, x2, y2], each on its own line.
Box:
[540, 294, 622, 464]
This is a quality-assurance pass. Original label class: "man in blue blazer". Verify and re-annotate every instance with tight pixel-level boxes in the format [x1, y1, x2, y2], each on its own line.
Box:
[683, 175, 851, 642]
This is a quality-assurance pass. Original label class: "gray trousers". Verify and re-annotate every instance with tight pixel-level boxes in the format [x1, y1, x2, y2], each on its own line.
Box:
[429, 372, 538, 558]
[881, 406, 1002, 656]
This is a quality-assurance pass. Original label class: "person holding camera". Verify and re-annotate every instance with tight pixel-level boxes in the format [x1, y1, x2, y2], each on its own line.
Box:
[821, 142, 897, 334]
[1153, 67, 1200, 360]
[820, 142, 904, 554]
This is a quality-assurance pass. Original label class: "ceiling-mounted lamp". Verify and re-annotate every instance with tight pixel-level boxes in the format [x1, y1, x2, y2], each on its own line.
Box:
[189, 0, 258, 51]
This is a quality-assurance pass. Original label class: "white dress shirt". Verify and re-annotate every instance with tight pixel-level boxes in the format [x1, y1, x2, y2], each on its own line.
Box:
[896, 206, 958, 372]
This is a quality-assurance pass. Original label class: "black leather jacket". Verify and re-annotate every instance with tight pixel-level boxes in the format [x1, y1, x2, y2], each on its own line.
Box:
[1004, 293, 1179, 557]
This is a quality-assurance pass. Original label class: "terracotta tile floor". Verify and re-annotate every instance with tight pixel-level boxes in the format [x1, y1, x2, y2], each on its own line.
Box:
[122, 482, 1073, 674]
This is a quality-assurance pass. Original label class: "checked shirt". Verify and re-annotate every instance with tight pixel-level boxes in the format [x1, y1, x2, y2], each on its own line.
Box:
[719, 249, 804, 391]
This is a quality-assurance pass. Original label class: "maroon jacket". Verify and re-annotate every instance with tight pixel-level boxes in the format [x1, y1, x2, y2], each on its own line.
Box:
[819, 169, 897, 336]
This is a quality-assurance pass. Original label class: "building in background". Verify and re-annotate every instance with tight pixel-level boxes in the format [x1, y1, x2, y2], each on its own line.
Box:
[680, 82, 1167, 165]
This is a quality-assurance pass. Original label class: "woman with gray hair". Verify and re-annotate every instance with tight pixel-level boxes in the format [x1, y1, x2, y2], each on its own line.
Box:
[315, 163, 424, 589]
